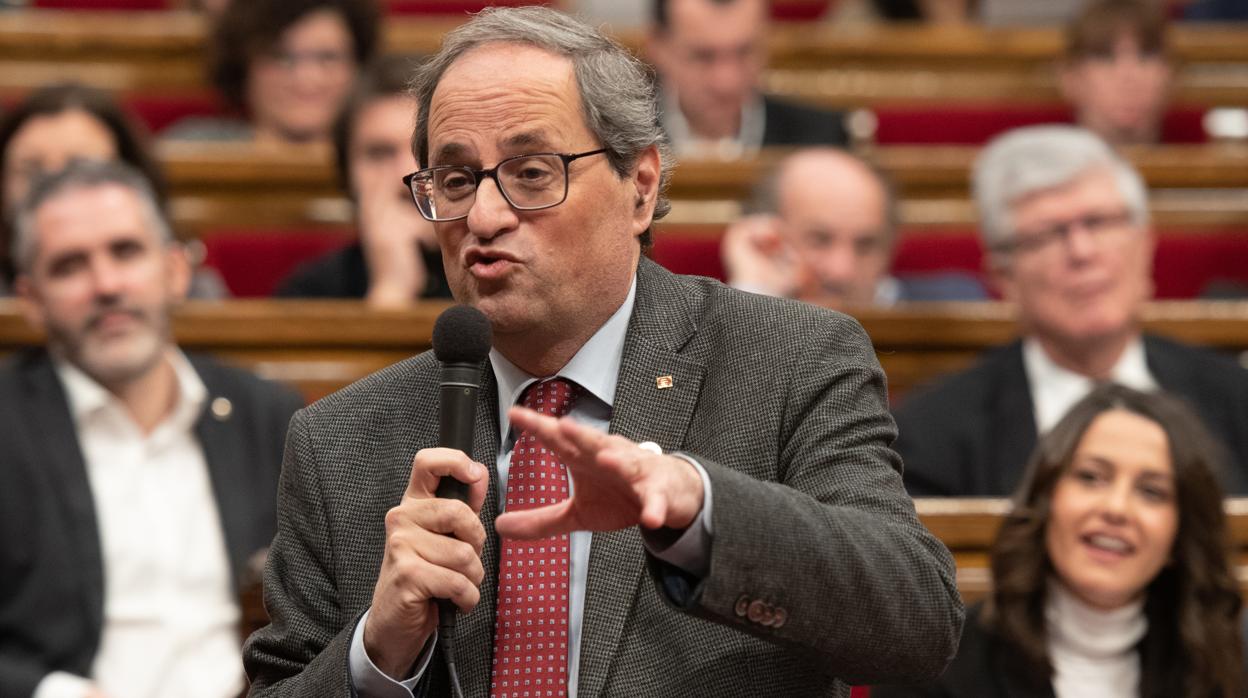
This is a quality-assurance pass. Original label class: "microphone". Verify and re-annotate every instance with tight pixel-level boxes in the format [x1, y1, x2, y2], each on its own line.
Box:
[429, 304, 491, 696]
[431, 304, 493, 502]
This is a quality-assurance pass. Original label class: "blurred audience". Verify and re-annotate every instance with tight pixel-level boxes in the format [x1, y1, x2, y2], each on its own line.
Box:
[1060, 0, 1174, 146]
[0, 160, 302, 698]
[168, 0, 380, 146]
[722, 147, 986, 309]
[893, 125, 1248, 496]
[0, 83, 168, 292]
[878, 384, 1245, 698]
[274, 55, 451, 306]
[645, 0, 848, 158]
[0, 84, 228, 299]
[1180, 0, 1248, 21]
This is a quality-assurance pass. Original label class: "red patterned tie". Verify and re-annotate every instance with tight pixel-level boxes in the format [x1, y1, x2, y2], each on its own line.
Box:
[491, 378, 579, 698]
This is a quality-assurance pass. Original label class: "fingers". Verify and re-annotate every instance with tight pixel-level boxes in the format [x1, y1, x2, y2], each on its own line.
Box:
[406, 447, 490, 512]
[386, 496, 488, 555]
[495, 499, 576, 540]
[509, 406, 614, 461]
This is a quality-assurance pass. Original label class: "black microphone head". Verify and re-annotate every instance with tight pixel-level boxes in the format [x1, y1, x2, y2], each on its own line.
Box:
[432, 304, 493, 364]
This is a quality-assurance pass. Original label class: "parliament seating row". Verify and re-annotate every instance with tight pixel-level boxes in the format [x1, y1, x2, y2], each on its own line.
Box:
[195, 224, 1248, 300]
[148, 142, 1248, 235]
[3, 11, 1248, 109]
[2, 299, 1245, 402]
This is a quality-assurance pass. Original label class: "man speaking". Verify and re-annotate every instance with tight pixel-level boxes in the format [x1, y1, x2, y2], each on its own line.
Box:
[243, 8, 962, 697]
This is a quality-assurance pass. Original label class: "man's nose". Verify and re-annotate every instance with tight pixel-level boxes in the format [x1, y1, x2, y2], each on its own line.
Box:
[89, 257, 126, 298]
[466, 177, 519, 240]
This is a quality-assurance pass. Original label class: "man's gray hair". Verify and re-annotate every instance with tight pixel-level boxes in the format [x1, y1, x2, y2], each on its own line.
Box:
[411, 6, 674, 236]
[11, 159, 173, 274]
[973, 125, 1149, 252]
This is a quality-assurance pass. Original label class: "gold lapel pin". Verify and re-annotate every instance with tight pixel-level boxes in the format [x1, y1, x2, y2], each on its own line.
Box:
[656, 375, 674, 390]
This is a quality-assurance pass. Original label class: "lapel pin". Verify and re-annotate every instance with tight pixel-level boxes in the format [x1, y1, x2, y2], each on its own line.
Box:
[211, 397, 233, 421]
[656, 375, 674, 390]
[638, 441, 662, 455]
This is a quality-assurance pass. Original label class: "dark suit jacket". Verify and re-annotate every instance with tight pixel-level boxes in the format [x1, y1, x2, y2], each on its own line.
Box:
[893, 335, 1248, 497]
[243, 259, 963, 697]
[761, 95, 850, 147]
[872, 605, 1053, 698]
[0, 350, 302, 698]
[274, 241, 452, 300]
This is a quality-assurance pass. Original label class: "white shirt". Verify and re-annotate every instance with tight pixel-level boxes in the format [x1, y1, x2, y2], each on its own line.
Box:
[1022, 337, 1159, 435]
[660, 88, 766, 159]
[35, 351, 243, 698]
[351, 278, 715, 696]
[1046, 581, 1147, 698]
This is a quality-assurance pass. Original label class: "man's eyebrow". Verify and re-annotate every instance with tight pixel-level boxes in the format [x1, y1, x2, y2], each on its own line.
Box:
[433, 142, 472, 164]
[503, 131, 556, 151]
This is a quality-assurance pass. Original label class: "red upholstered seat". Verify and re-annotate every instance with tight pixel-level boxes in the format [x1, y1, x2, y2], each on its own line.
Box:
[200, 229, 353, 297]
[124, 93, 226, 133]
[32, 0, 169, 8]
[870, 105, 1208, 145]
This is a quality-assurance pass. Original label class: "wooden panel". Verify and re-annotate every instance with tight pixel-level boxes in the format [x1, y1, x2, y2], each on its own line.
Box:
[2, 298, 1246, 407]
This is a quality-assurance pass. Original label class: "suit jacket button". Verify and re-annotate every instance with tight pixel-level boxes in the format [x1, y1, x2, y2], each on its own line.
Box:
[772, 607, 787, 628]
[211, 397, 233, 420]
[734, 595, 751, 618]
[747, 599, 767, 623]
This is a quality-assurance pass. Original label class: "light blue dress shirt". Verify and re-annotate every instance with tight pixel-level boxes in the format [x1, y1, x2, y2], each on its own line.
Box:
[349, 279, 713, 696]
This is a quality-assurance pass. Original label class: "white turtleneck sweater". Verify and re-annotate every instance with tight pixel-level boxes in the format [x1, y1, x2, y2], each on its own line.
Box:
[1046, 582, 1148, 698]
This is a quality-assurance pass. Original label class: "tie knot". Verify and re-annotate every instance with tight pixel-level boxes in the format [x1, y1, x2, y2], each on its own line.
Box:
[520, 378, 579, 418]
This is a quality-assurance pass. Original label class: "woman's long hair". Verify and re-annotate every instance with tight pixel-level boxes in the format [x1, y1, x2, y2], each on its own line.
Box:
[984, 383, 1244, 697]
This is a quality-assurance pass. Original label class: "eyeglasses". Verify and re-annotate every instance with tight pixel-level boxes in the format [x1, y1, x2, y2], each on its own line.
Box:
[994, 210, 1137, 256]
[404, 148, 608, 222]
[263, 49, 353, 72]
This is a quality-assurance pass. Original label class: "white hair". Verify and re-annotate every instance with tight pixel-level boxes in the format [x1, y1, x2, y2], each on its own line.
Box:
[972, 125, 1149, 252]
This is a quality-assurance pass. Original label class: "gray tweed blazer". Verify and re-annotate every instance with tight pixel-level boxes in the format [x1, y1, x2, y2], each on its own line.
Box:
[243, 258, 963, 697]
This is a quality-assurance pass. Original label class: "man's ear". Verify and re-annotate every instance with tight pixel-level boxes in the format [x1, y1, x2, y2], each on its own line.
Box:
[165, 243, 193, 302]
[985, 253, 1016, 302]
[629, 145, 662, 238]
[14, 274, 47, 333]
[1058, 62, 1084, 106]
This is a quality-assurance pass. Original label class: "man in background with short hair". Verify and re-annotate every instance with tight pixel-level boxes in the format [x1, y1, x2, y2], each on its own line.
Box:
[0, 160, 301, 698]
[645, 0, 848, 158]
[722, 147, 986, 308]
[276, 55, 452, 305]
[894, 125, 1248, 497]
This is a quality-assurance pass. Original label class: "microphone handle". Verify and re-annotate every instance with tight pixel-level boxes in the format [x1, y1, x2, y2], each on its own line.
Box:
[435, 361, 482, 630]
[436, 362, 481, 502]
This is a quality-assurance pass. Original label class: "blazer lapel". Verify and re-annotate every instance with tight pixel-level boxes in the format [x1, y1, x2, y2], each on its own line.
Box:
[576, 260, 707, 698]
[193, 370, 254, 586]
[457, 366, 504, 698]
[987, 343, 1038, 495]
[21, 354, 106, 636]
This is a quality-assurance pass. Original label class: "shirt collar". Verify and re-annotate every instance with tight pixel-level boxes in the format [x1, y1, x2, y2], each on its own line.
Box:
[660, 87, 766, 159]
[491, 277, 637, 437]
[1022, 335, 1158, 434]
[54, 348, 208, 432]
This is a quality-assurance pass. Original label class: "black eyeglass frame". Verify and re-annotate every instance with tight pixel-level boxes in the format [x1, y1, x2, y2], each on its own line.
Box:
[403, 148, 609, 222]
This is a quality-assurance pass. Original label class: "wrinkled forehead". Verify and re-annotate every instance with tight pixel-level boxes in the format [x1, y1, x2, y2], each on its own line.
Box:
[427, 43, 587, 159]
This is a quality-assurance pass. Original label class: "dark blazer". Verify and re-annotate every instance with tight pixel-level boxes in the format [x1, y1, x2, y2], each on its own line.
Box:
[761, 95, 850, 147]
[274, 241, 452, 300]
[872, 605, 1053, 698]
[243, 258, 964, 697]
[893, 335, 1248, 497]
[0, 350, 302, 698]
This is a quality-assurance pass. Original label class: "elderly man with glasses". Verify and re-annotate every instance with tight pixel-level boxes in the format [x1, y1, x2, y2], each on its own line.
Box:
[893, 125, 1248, 498]
[244, 7, 962, 698]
